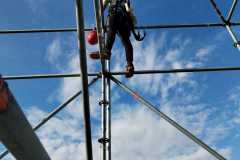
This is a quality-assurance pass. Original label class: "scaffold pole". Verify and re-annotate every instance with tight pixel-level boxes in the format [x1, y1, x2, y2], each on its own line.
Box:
[0, 77, 99, 159]
[75, 0, 93, 159]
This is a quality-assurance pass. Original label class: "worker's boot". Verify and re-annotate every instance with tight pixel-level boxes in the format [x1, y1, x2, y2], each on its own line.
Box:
[125, 63, 134, 78]
[89, 51, 110, 60]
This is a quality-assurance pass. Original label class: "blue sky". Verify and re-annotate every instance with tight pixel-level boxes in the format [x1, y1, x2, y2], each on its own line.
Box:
[1, 0, 240, 160]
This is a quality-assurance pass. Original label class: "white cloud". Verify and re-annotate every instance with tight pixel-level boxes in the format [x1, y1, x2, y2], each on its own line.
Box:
[228, 86, 240, 125]
[24, 0, 48, 12]
[25, 106, 101, 160]
[23, 102, 232, 160]
[46, 38, 62, 64]
[174, 148, 231, 160]
[122, 33, 209, 100]
[196, 45, 215, 61]
[110, 106, 232, 160]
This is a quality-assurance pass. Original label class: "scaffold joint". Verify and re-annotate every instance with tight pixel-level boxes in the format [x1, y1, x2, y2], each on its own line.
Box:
[99, 100, 109, 106]
[234, 41, 240, 48]
[98, 137, 110, 144]
[100, 71, 110, 77]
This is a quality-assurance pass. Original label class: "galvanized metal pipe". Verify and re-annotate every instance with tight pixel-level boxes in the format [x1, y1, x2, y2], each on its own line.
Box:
[3, 73, 82, 80]
[75, 0, 93, 159]
[92, 0, 110, 159]
[135, 23, 239, 29]
[225, 25, 240, 50]
[99, 0, 110, 159]
[0, 28, 77, 34]
[0, 82, 51, 160]
[209, 0, 240, 51]
[1, 23, 240, 35]
[110, 76, 226, 160]
[101, 74, 107, 160]
[0, 77, 99, 159]
[227, 0, 238, 22]
[209, 0, 227, 23]
[106, 61, 111, 160]
[109, 66, 240, 75]
[3, 66, 240, 81]
[92, 0, 106, 72]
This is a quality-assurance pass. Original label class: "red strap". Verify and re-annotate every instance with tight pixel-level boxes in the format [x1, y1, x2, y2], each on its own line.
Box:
[133, 92, 140, 100]
[0, 78, 10, 112]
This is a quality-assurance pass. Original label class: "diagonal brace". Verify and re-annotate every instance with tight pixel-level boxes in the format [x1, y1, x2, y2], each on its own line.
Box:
[110, 76, 226, 160]
[209, 0, 240, 50]
[227, 0, 238, 22]
[209, 0, 227, 23]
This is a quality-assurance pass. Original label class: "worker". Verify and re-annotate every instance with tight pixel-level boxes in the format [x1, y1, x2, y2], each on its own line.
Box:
[91, 0, 145, 78]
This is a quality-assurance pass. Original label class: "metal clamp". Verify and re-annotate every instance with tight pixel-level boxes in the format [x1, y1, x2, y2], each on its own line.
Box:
[98, 100, 109, 106]
[98, 137, 110, 144]
[234, 41, 240, 48]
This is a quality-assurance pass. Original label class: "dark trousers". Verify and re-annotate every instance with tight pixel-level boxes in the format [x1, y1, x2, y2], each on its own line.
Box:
[105, 11, 133, 64]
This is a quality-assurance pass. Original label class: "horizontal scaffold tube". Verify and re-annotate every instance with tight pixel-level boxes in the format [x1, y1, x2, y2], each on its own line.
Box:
[3, 66, 240, 80]
[0, 22, 240, 34]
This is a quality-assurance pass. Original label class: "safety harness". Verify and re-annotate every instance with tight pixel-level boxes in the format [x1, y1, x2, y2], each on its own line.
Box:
[109, 0, 146, 41]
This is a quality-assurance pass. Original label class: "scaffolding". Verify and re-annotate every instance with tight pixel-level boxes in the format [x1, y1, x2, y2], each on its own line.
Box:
[0, 0, 240, 160]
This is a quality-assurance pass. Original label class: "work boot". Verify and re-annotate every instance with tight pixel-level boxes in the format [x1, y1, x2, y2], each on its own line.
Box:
[125, 63, 134, 78]
[89, 51, 110, 60]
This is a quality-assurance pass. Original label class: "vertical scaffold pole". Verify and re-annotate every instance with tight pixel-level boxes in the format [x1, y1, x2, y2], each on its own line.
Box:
[106, 61, 111, 160]
[92, 0, 111, 159]
[100, 0, 111, 159]
[75, 0, 93, 160]
[93, 0, 106, 71]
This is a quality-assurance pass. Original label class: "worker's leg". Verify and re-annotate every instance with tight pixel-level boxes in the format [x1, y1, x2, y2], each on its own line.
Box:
[119, 28, 133, 64]
[119, 27, 134, 78]
[105, 14, 118, 59]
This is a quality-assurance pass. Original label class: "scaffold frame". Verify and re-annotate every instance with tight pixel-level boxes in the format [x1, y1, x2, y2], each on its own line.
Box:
[1, 0, 240, 160]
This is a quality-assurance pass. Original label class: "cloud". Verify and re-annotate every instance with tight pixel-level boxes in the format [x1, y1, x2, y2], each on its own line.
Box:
[23, 0, 48, 12]
[45, 35, 79, 71]
[123, 33, 211, 101]
[228, 86, 240, 125]
[26, 106, 101, 160]
[23, 102, 232, 160]
[110, 106, 232, 160]
[196, 45, 215, 61]
[46, 38, 62, 64]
